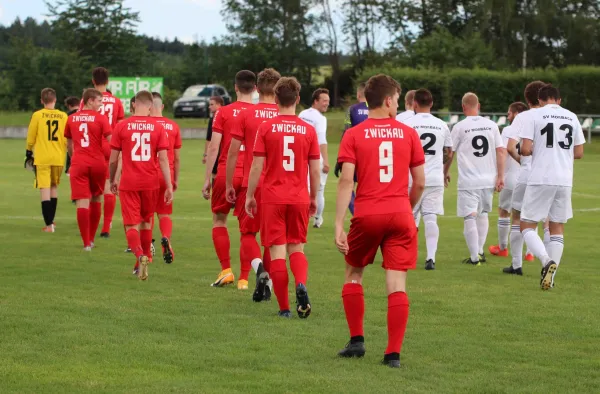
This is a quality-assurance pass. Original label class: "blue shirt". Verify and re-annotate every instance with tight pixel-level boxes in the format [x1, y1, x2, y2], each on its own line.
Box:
[343, 102, 369, 134]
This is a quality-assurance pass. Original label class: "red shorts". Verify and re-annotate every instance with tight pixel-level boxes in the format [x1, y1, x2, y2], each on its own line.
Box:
[237, 187, 261, 234]
[156, 170, 175, 215]
[105, 159, 110, 180]
[120, 189, 159, 226]
[260, 203, 309, 247]
[211, 176, 243, 215]
[70, 164, 106, 200]
[346, 212, 418, 271]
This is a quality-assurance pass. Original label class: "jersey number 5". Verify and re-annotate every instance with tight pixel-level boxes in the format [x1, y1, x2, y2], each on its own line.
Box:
[379, 141, 393, 183]
[283, 136, 295, 171]
[131, 133, 151, 161]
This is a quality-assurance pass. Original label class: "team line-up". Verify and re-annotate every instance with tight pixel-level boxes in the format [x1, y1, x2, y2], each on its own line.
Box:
[24, 67, 583, 368]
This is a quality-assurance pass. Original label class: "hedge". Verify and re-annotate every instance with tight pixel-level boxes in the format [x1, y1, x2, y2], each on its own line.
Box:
[357, 66, 600, 114]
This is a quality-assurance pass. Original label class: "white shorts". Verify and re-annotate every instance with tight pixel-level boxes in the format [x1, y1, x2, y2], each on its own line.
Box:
[457, 189, 494, 217]
[521, 185, 572, 224]
[511, 183, 527, 212]
[307, 163, 328, 191]
[498, 188, 513, 212]
[413, 186, 444, 217]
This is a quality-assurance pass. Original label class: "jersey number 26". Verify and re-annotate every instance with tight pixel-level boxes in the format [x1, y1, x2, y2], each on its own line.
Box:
[131, 133, 151, 162]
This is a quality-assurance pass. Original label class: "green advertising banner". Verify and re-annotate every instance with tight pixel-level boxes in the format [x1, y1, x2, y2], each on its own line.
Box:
[107, 77, 163, 114]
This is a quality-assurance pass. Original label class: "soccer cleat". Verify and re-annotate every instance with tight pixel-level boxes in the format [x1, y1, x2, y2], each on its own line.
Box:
[90, 242, 95, 249]
[124, 247, 132, 253]
[425, 259, 435, 270]
[42, 224, 55, 233]
[137, 255, 150, 281]
[253, 266, 271, 302]
[132, 260, 140, 276]
[151, 239, 156, 257]
[313, 216, 323, 228]
[295, 283, 311, 319]
[478, 253, 487, 263]
[502, 266, 523, 276]
[83, 246, 92, 252]
[525, 253, 535, 262]
[278, 310, 292, 318]
[211, 268, 234, 287]
[237, 279, 249, 290]
[338, 341, 366, 358]
[462, 257, 480, 266]
[161, 237, 174, 264]
[381, 353, 401, 368]
[263, 284, 272, 301]
[488, 245, 509, 257]
[540, 260, 557, 290]
[100, 232, 110, 238]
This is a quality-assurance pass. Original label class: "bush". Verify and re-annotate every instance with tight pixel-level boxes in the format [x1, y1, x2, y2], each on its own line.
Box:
[556, 66, 600, 114]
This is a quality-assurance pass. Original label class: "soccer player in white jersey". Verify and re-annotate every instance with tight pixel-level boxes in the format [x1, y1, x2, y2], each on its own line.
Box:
[488, 102, 527, 259]
[518, 84, 584, 290]
[504, 81, 546, 275]
[395, 90, 416, 122]
[404, 88, 453, 270]
[446, 93, 506, 265]
[299, 88, 330, 228]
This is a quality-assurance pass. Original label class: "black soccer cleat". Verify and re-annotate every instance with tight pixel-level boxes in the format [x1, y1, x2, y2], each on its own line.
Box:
[295, 283, 311, 319]
[161, 237, 174, 264]
[263, 284, 272, 302]
[425, 259, 435, 270]
[462, 257, 480, 266]
[381, 353, 401, 368]
[278, 310, 292, 318]
[503, 266, 523, 276]
[478, 253, 487, 263]
[100, 232, 110, 238]
[338, 341, 366, 358]
[124, 247, 132, 253]
[540, 260, 557, 290]
[252, 264, 270, 302]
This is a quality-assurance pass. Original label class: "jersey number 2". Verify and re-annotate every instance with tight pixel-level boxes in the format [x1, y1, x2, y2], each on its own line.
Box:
[46, 120, 59, 141]
[379, 141, 393, 183]
[283, 136, 295, 171]
[420, 133, 436, 155]
[131, 133, 151, 161]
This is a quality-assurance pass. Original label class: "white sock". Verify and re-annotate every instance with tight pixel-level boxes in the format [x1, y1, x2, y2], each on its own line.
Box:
[510, 225, 524, 269]
[414, 211, 421, 228]
[251, 258, 262, 273]
[498, 218, 511, 250]
[522, 228, 551, 266]
[543, 227, 551, 248]
[463, 216, 479, 262]
[316, 185, 325, 220]
[476, 213, 489, 255]
[423, 214, 439, 262]
[547, 235, 564, 266]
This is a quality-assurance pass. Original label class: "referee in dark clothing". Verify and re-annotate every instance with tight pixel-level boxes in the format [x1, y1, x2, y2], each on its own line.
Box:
[203, 96, 224, 177]
[64, 96, 80, 174]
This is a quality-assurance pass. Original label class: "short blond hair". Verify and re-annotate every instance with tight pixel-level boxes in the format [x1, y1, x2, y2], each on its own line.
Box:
[462, 92, 479, 108]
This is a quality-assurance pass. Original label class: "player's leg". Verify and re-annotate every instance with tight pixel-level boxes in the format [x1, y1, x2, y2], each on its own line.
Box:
[269, 244, 290, 317]
[490, 188, 512, 257]
[156, 175, 175, 264]
[475, 189, 493, 262]
[543, 217, 551, 248]
[287, 203, 311, 318]
[458, 191, 480, 265]
[121, 191, 148, 279]
[421, 187, 443, 270]
[101, 167, 116, 237]
[543, 186, 572, 287]
[48, 165, 62, 227]
[504, 183, 526, 274]
[70, 165, 92, 248]
[210, 177, 234, 287]
[88, 165, 106, 247]
[313, 170, 328, 228]
[37, 165, 54, 231]
[137, 190, 159, 280]
[261, 203, 290, 315]
[75, 198, 91, 249]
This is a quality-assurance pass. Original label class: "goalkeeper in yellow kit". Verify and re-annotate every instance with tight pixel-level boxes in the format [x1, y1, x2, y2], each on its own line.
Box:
[25, 88, 68, 232]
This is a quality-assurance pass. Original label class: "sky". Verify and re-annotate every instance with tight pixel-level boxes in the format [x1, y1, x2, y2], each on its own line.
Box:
[0, 0, 229, 43]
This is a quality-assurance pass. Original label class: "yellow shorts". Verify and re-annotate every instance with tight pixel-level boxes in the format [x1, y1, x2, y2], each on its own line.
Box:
[35, 165, 63, 189]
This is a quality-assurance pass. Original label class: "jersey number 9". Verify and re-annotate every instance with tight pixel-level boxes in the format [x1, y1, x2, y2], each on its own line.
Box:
[472, 136, 489, 157]
[379, 141, 393, 183]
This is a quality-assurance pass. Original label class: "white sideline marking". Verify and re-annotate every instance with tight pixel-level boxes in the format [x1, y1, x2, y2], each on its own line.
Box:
[573, 192, 600, 199]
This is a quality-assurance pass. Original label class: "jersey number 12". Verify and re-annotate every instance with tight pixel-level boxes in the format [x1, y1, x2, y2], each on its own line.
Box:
[46, 120, 59, 141]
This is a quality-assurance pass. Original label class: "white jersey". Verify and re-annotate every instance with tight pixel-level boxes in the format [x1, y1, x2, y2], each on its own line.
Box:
[520, 104, 585, 187]
[451, 116, 504, 190]
[509, 110, 536, 185]
[500, 125, 520, 190]
[404, 113, 452, 187]
[396, 110, 415, 123]
[299, 107, 327, 161]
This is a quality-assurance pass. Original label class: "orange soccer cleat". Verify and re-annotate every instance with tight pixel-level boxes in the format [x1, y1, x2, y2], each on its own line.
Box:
[488, 245, 509, 257]
[42, 224, 55, 233]
[525, 253, 535, 262]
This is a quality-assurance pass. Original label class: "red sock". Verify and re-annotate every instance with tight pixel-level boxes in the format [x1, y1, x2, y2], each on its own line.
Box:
[385, 291, 410, 355]
[342, 283, 365, 338]
[270, 259, 289, 311]
[159, 216, 172, 239]
[102, 194, 116, 233]
[76, 208, 90, 247]
[212, 227, 231, 270]
[240, 234, 260, 280]
[126, 228, 143, 258]
[89, 202, 102, 243]
[289, 252, 308, 286]
[151, 215, 155, 230]
[263, 248, 272, 274]
[140, 229, 153, 258]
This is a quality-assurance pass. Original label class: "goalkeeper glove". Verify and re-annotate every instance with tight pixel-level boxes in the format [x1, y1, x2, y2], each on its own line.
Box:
[334, 162, 342, 178]
[24, 150, 34, 171]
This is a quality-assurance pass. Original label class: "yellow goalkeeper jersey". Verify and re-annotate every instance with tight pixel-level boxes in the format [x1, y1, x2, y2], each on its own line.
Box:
[26, 108, 68, 166]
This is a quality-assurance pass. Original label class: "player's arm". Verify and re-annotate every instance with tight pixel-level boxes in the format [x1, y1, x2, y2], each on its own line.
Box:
[309, 158, 321, 212]
[67, 139, 74, 158]
[158, 150, 173, 198]
[573, 122, 585, 160]
[226, 138, 242, 189]
[26, 113, 38, 152]
[334, 162, 354, 255]
[202, 132, 222, 197]
[519, 138, 532, 156]
[410, 164, 426, 208]
[506, 138, 521, 163]
[173, 149, 181, 187]
[245, 155, 264, 218]
[109, 149, 120, 186]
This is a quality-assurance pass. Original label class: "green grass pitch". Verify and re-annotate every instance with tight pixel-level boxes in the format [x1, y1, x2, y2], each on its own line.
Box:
[1, 137, 599, 393]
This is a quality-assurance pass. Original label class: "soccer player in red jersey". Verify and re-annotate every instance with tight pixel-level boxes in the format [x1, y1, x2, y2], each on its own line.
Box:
[334, 74, 426, 368]
[245, 77, 321, 318]
[79, 67, 126, 239]
[202, 70, 256, 288]
[226, 68, 281, 301]
[150, 92, 182, 264]
[64, 89, 112, 249]
[109, 91, 173, 280]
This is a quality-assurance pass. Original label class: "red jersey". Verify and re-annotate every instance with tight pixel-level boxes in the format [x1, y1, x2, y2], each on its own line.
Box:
[231, 103, 279, 187]
[79, 91, 125, 160]
[253, 115, 320, 204]
[64, 110, 112, 167]
[212, 101, 253, 178]
[110, 116, 169, 191]
[338, 118, 425, 217]
[154, 117, 182, 169]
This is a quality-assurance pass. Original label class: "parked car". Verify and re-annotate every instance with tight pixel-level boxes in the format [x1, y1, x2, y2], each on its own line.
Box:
[173, 84, 231, 118]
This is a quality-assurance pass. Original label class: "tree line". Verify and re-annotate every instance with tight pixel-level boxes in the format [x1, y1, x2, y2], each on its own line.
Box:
[1, 0, 599, 112]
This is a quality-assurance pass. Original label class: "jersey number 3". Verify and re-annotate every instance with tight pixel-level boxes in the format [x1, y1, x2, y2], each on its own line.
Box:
[379, 141, 393, 183]
[131, 133, 151, 161]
